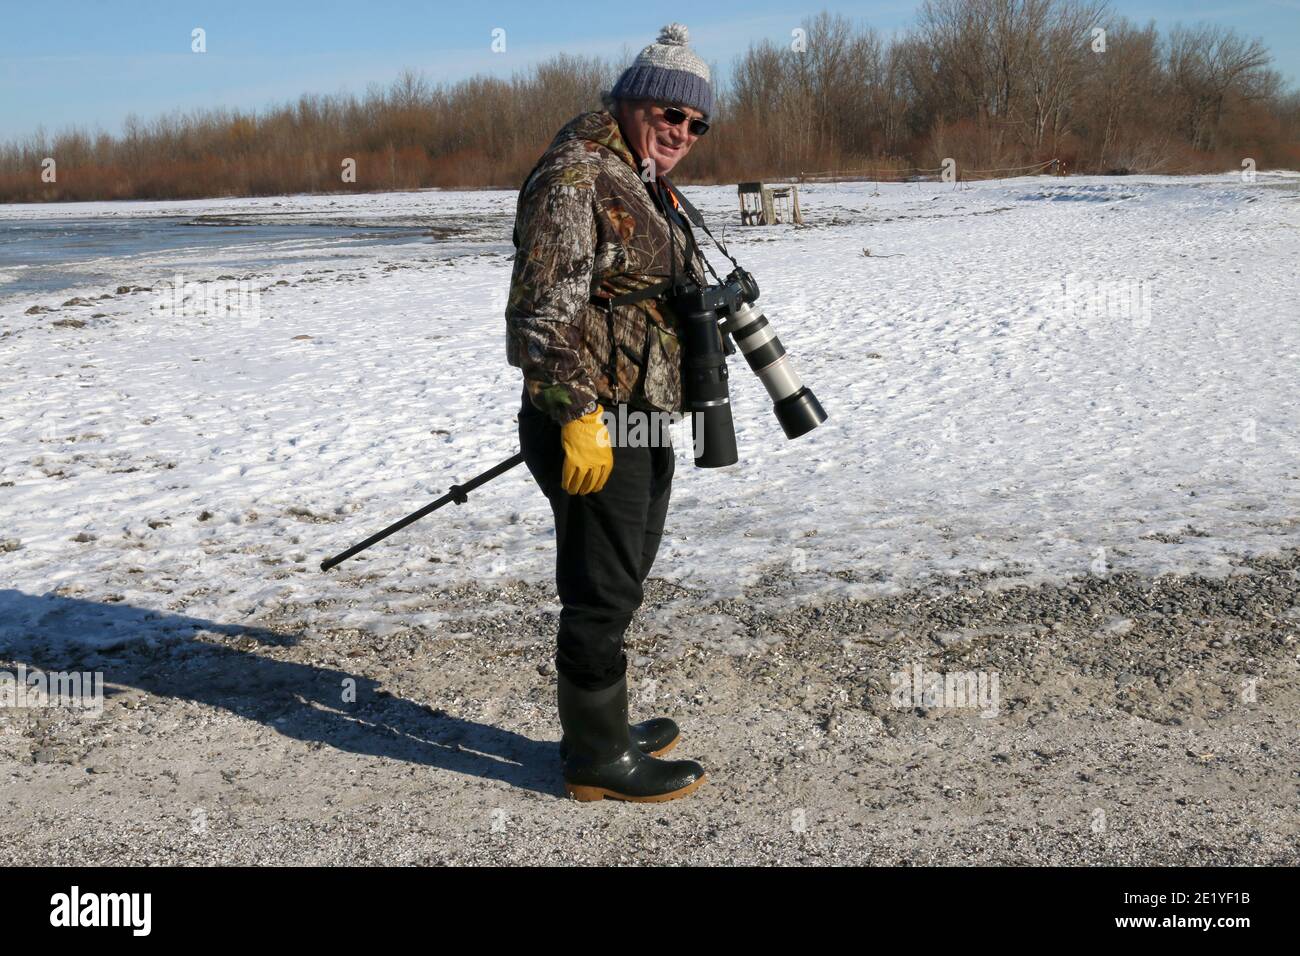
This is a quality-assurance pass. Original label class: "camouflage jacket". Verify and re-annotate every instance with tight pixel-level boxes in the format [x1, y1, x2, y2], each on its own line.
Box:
[506, 110, 707, 424]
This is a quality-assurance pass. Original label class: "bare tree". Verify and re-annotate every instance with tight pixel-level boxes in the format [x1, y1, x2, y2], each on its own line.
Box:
[1168, 25, 1271, 150]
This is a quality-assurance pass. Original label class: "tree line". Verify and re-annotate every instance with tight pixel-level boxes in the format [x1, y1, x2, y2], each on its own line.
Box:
[2, 0, 1296, 202]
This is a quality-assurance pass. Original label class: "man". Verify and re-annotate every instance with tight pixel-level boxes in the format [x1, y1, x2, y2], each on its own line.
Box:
[506, 24, 713, 803]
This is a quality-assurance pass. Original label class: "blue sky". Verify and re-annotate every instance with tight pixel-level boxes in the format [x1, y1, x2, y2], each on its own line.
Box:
[2, 0, 1296, 142]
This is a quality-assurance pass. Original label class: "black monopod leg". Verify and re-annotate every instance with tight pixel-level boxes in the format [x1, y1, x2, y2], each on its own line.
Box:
[319, 452, 526, 572]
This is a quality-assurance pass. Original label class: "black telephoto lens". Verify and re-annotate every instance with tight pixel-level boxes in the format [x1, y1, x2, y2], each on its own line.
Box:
[678, 297, 739, 468]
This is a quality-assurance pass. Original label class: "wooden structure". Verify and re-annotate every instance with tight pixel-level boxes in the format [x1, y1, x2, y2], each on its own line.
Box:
[738, 182, 803, 226]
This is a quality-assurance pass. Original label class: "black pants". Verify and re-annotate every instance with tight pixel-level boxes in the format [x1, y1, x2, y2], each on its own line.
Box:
[517, 388, 675, 691]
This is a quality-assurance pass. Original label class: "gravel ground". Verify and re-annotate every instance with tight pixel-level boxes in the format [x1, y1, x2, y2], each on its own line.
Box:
[2, 548, 1297, 865]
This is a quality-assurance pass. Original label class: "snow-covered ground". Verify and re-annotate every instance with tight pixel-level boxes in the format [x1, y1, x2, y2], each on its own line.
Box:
[2, 172, 1297, 649]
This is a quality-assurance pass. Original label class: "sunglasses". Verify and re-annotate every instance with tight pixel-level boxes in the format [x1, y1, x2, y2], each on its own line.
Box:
[658, 105, 710, 136]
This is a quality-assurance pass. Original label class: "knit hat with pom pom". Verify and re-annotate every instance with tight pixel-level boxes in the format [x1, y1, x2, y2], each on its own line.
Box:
[610, 23, 713, 119]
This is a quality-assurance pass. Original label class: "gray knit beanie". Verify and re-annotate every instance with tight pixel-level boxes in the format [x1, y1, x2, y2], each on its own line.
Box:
[610, 23, 713, 119]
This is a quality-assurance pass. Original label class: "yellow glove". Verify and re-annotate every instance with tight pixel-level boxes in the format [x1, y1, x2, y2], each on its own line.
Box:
[560, 404, 613, 495]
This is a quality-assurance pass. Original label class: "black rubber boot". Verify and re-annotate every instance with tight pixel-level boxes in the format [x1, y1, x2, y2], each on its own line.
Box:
[557, 672, 706, 803]
[559, 716, 679, 761]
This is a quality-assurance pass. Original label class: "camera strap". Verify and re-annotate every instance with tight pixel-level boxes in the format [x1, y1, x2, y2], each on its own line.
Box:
[650, 178, 706, 290]
[586, 177, 713, 391]
[659, 176, 704, 228]
[661, 175, 741, 281]
[590, 179, 700, 374]
[593, 279, 673, 390]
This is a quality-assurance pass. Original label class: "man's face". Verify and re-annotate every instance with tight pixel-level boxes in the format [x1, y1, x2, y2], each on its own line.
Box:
[615, 99, 706, 177]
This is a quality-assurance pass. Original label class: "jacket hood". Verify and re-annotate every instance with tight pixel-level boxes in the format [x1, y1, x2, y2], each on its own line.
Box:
[550, 110, 639, 173]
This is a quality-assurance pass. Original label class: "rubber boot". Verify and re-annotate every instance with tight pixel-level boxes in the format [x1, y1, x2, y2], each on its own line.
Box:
[559, 716, 679, 761]
[557, 671, 706, 803]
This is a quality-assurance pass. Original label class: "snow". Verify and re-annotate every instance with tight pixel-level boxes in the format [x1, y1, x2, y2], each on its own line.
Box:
[2, 172, 1297, 647]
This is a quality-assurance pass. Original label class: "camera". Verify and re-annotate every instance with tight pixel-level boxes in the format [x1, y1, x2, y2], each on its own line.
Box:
[672, 267, 826, 468]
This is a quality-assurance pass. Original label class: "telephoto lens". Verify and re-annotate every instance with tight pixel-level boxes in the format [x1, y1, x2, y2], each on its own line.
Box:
[676, 287, 740, 468]
[718, 271, 827, 439]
